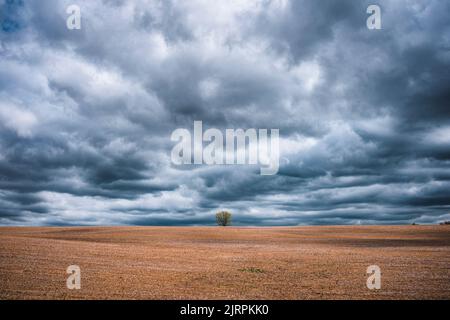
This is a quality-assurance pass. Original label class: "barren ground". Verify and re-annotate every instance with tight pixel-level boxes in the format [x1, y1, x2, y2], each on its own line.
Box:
[0, 226, 449, 299]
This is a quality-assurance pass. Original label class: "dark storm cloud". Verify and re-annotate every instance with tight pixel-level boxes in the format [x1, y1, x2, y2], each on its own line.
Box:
[0, 0, 449, 225]
[253, 0, 366, 62]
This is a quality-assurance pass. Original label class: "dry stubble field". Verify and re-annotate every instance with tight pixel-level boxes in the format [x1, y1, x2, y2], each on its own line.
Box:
[0, 226, 449, 299]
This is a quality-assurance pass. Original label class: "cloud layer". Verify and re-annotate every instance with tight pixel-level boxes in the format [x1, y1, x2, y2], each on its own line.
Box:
[1, 0, 449, 225]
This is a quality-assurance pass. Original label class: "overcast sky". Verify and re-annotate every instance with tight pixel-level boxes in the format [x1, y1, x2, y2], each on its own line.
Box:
[0, 0, 449, 226]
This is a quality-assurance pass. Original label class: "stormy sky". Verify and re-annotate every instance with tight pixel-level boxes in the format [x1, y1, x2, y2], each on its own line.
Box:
[0, 0, 449, 226]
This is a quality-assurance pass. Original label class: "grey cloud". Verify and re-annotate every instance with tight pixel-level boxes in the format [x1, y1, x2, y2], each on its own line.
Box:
[0, 0, 449, 226]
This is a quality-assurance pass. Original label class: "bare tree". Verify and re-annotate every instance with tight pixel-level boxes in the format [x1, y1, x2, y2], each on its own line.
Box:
[216, 211, 232, 226]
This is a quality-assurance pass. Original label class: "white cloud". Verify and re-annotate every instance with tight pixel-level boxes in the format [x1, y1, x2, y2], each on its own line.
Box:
[0, 101, 38, 137]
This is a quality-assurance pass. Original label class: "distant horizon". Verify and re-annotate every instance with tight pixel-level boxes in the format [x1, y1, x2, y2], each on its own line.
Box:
[1, 222, 447, 227]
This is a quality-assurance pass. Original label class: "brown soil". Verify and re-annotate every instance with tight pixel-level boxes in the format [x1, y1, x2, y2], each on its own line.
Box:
[0, 226, 449, 299]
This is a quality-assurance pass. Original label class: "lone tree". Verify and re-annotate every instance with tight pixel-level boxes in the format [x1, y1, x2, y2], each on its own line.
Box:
[216, 211, 232, 226]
